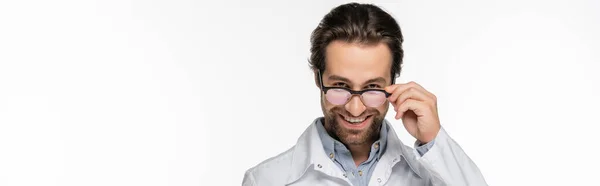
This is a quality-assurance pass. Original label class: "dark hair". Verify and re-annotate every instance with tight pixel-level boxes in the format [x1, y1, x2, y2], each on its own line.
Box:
[309, 3, 404, 85]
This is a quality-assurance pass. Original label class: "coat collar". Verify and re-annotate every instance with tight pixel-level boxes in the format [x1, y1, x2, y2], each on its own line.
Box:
[286, 117, 423, 184]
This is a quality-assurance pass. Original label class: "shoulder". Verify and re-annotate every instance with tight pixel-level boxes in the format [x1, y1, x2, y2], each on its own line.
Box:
[243, 146, 296, 186]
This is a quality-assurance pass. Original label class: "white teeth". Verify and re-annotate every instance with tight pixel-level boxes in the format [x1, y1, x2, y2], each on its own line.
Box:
[343, 116, 366, 123]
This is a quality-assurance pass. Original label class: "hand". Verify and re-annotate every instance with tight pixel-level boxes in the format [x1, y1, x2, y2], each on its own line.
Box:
[385, 82, 441, 143]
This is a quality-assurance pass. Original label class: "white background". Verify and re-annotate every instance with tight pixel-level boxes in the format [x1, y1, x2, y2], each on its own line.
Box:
[1, 0, 599, 185]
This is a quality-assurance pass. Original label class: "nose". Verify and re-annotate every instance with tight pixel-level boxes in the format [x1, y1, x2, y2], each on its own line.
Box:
[345, 95, 366, 117]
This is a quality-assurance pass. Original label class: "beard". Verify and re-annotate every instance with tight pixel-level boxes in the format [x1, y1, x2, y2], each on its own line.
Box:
[323, 106, 385, 146]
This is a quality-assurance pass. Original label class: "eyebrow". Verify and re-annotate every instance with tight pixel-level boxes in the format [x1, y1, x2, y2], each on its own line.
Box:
[328, 75, 387, 86]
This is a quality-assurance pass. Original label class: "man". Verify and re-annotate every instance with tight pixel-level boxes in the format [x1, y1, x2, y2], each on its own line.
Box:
[242, 3, 487, 186]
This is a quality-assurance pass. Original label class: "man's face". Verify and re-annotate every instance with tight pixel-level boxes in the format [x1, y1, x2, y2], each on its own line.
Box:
[320, 40, 392, 146]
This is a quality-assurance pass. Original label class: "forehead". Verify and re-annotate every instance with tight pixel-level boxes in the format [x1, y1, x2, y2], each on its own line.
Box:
[324, 40, 393, 82]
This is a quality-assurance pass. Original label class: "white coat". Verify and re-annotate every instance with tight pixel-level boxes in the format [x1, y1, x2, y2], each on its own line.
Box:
[242, 119, 487, 186]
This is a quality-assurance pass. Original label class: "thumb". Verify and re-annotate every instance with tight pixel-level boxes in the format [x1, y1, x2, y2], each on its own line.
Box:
[385, 84, 399, 93]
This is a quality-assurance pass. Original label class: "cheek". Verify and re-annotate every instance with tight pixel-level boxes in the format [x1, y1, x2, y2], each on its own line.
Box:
[321, 95, 336, 111]
[375, 103, 389, 115]
[321, 97, 347, 115]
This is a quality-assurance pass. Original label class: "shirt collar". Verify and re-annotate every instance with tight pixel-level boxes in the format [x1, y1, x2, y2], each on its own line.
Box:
[286, 117, 423, 184]
[315, 117, 389, 162]
[315, 119, 336, 158]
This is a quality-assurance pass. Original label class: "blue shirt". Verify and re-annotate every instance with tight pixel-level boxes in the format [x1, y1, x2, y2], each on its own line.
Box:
[315, 118, 434, 186]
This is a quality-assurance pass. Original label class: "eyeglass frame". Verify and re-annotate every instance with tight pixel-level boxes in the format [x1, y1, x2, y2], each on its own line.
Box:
[317, 70, 392, 107]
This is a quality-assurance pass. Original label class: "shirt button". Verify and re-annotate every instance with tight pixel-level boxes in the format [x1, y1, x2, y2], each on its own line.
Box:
[329, 153, 334, 159]
[317, 164, 322, 168]
[377, 178, 382, 183]
[358, 170, 363, 176]
[343, 173, 347, 178]
[374, 142, 380, 149]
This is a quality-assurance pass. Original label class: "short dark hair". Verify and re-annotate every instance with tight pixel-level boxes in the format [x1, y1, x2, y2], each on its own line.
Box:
[309, 2, 404, 85]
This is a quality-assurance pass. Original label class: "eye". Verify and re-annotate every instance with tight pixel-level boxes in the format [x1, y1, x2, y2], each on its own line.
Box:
[365, 84, 381, 89]
[333, 82, 349, 88]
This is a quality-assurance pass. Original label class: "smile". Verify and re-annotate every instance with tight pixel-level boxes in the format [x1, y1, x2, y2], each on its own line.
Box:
[338, 114, 372, 129]
[343, 115, 367, 123]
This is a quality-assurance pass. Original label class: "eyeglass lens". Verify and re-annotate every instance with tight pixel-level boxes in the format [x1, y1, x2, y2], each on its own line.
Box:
[325, 88, 387, 107]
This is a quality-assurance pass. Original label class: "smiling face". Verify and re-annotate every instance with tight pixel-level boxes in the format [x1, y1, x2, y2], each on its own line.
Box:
[320, 40, 393, 146]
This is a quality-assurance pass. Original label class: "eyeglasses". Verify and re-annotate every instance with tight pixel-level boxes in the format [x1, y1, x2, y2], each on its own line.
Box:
[318, 71, 391, 107]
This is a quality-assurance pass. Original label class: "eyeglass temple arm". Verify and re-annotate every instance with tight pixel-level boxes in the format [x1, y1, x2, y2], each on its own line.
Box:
[317, 70, 324, 90]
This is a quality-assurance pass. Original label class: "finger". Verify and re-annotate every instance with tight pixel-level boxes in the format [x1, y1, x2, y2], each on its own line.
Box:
[406, 81, 436, 100]
[386, 82, 436, 102]
[386, 84, 410, 103]
[394, 87, 431, 111]
[395, 99, 428, 119]
[385, 84, 402, 111]
[387, 83, 429, 104]
[384, 84, 401, 94]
